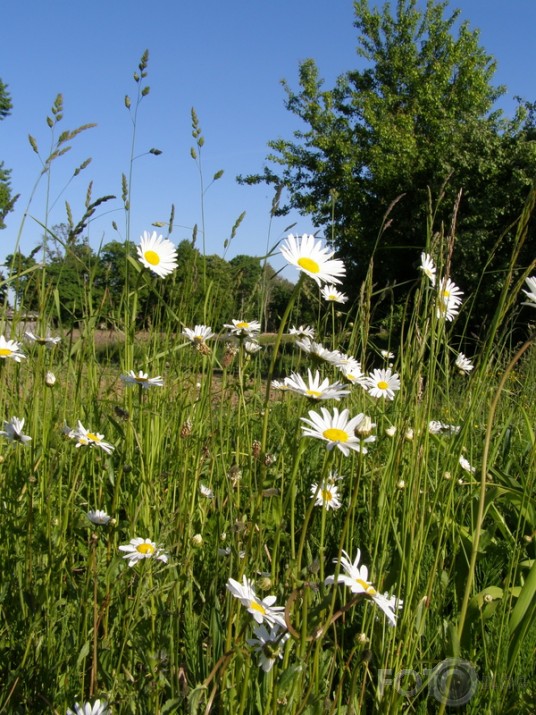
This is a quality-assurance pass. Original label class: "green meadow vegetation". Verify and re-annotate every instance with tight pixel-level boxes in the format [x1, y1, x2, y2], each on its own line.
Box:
[1, 3, 535, 714]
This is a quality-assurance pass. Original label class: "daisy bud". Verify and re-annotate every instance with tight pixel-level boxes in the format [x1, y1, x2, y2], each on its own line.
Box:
[45, 371, 57, 387]
[258, 576, 273, 591]
[355, 415, 373, 437]
[191, 533, 203, 548]
[385, 425, 397, 437]
[357, 633, 369, 644]
[397, 479, 405, 490]
[404, 428, 414, 441]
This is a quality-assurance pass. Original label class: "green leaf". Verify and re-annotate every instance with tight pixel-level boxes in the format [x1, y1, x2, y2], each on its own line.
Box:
[508, 558, 536, 669]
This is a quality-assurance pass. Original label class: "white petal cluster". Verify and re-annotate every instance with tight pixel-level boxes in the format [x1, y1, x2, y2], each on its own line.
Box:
[226, 576, 286, 628]
[324, 549, 402, 626]
[119, 537, 168, 567]
[137, 231, 178, 277]
[281, 233, 346, 286]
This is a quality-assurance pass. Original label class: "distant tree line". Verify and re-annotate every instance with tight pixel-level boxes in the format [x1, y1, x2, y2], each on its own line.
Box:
[5, 227, 296, 331]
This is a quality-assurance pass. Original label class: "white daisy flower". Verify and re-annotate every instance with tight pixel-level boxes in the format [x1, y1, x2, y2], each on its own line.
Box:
[271, 379, 291, 391]
[72, 421, 114, 454]
[280, 233, 346, 285]
[244, 340, 262, 354]
[436, 296, 461, 322]
[380, 350, 395, 360]
[119, 537, 168, 567]
[455, 353, 474, 374]
[321, 284, 348, 304]
[295, 338, 341, 365]
[87, 509, 111, 526]
[223, 319, 261, 338]
[459, 455, 476, 474]
[324, 549, 402, 626]
[182, 324, 215, 345]
[301, 407, 366, 456]
[0, 335, 26, 362]
[288, 325, 315, 339]
[246, 623, 290, 673]
[365, 369, 401, 400]
[0, 416, 31, 445]
[24, 331, 61, 347]
[284, 369, 350, 401]
[120, 370, 164, 388]
[338, 362, 367, 387]
[428, 421, 461, 435]
[67, 700, 109, 715]
[436, 277, 463, 321]
[137, 230, 178, 278]
[521, 276, 536, 307]
[420, 252, 436, 286]
[310, 479, 342, 510]
[199, 483, 214, 499]
[226, 576, 286, 628]
[333, 353, 362, 372]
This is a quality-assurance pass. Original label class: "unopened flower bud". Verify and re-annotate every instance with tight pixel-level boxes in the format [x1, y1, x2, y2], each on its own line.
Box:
[258, 576, 273, 591]
[191, 533, 203, 548]
[356, 415, 373, 437]
[45, 371, 56, 387]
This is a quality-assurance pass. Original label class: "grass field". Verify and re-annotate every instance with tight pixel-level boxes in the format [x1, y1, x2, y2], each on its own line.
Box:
[0, 225, 535, 715]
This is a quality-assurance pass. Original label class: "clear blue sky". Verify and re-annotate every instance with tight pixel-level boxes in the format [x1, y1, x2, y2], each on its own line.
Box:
[1, 0, 535, 273]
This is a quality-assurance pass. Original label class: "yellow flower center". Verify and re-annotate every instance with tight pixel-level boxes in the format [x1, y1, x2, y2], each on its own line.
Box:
[136, 376, 148, 382]
[144, 250, 161, 266]
[321, 489, 333, 502]
[306, 389, 322, 397]
[328, 294, 336, 300]
[323, 428, 348, 442]
[356, 578, 377, 595]
[377, 381, 389, 390]
[0, 348, 13, 357]
[87, 432, 101, 442]
[442, 289, 450, 298]
[249, 600, 266, 615]
[297, 256, 320, 274]
[236, 321, 249, 329]
[136, 543, 155, 555]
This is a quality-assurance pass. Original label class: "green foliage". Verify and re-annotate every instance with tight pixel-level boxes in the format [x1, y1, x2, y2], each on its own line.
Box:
[240, 0, 536, 332]
[6, 232, 291, 329]
[0, 78, 18, 229]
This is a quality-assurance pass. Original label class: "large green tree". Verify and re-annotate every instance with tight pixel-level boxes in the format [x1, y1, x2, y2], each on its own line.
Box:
[240, 0, 536, 327]
[0, 79, 18, 229]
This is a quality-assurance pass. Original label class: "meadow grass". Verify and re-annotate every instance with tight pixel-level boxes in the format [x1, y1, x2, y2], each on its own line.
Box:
[1, 58, 535, 715]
